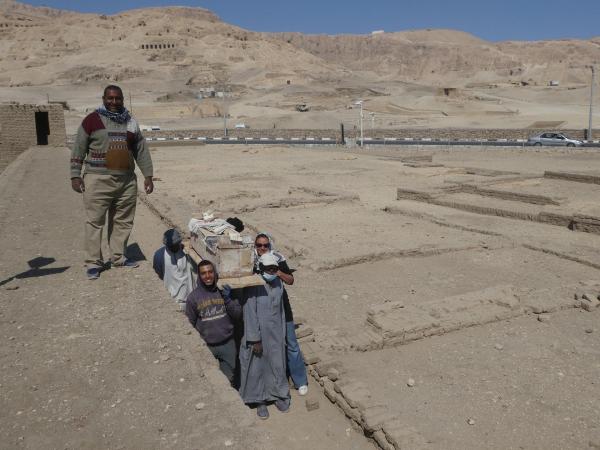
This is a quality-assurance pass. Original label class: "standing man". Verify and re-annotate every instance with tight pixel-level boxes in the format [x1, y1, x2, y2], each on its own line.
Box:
[240, 252, 291, 420]
[70, 85, 154, 279]
[253, 233, 308, 396]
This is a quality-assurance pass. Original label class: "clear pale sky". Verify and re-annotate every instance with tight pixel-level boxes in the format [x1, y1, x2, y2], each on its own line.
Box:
[24, 0, 600, 42]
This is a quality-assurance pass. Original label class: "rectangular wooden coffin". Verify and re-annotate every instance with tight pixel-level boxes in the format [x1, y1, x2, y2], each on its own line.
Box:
[190, 229, 254, 278]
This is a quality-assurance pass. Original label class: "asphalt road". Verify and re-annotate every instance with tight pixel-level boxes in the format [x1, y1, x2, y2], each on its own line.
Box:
[145, 136, 600, 148]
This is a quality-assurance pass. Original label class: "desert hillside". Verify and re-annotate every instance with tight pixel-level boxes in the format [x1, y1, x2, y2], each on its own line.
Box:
[0, 0, 598, 131]
[276, 31, 600, 86]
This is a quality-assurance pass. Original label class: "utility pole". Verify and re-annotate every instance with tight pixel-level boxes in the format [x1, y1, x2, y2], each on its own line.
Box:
[369, 112, 375, 135]
[589, 66, 595, 141]
[222, 91, 228, 137]
[360, 101, 364, 147]
[355, 100, 364, 146]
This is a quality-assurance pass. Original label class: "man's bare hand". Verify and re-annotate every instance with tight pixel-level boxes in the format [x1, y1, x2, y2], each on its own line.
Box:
[144, 176, 154, 194]
[71, 177, 85, 193]
[252, 342, 263, 356]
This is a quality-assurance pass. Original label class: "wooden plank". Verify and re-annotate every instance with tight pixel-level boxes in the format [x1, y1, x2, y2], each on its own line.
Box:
[217, 275, 265, 289]
[183, 240, 202, 264]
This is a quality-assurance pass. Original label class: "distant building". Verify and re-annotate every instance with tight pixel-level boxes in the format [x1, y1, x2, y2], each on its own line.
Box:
[549, 80, 560, 86]
[198, 87, 216, 98]
[371, 30, 385, 35]
[0, 103, 66, 172]
[140, 43, 177, 50]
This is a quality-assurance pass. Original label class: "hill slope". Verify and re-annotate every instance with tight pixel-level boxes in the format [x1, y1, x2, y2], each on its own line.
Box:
[1, 0, 599, 130]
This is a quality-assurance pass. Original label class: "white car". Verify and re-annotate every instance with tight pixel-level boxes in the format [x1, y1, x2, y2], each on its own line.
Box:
[528, 132, 582, 147]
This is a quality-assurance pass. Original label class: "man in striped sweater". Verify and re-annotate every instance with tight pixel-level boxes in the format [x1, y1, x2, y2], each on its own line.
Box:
[70, 85, 154, 280]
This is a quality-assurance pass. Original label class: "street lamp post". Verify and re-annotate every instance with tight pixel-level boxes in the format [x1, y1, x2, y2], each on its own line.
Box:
[222, 92, 228, 137]
[354, 100, 364, 146]
[589, 66, 596, 141]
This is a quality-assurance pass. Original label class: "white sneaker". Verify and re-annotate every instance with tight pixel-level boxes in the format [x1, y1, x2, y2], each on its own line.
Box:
[298, 385, 308, 396]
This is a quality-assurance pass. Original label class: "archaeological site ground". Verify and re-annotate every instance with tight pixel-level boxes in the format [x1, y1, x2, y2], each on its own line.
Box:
[1, 0, 600, 449]
[142, 143, 600, 449]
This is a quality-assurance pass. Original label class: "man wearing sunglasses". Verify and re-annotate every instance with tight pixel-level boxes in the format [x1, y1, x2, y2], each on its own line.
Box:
[252, 234, 308, 397]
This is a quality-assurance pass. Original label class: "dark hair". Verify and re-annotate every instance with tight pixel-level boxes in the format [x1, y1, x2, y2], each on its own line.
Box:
[255, 233, 270, 244]
[198, 260, 214, 270]
[103, 85, 123, 97]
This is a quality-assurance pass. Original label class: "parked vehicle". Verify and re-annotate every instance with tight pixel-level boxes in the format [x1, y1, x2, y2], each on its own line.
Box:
[527, 132, 582, 147]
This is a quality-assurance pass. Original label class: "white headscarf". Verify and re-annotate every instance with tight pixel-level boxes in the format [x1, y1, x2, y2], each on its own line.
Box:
[253, 232, 286, 271]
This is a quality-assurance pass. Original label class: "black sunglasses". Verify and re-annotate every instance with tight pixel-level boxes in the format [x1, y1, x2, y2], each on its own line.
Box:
[255, 243, 271, 248]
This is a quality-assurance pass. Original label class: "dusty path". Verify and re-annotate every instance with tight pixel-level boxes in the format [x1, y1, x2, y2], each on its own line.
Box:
[0, 147, 371, 450]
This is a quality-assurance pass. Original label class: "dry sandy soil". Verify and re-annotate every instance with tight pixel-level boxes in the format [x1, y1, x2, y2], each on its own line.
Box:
[2, 1, 600, 449]
[0, 148, 372, 450]
[143, 142, 600, 449]
[1, 142, 600, 450]
[0, 1, 599, 133]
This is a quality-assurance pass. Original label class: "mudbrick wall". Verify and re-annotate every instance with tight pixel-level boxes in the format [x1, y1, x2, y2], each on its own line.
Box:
[144, 128, 598, 141]
[0, 103, 66, 172]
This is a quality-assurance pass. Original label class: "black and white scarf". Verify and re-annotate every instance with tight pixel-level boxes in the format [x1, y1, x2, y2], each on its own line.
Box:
[96, 105, 131, 124]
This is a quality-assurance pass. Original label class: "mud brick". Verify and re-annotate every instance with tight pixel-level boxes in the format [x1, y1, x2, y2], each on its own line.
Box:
[580, 300, 598, 312]
[375, 308, 438, 339]
[361, 405, 396, 433]
[305, 399, 319, 411]
[296, 326, 314, 339]
[315, 360, 342, 377]
[339, 384, 372, 411]
[382, 420, 428, 450]
[304, 353, 321, 365]
[335, 394, 362, 422]
[327, 368, 340, 382]
[372, 430, 394, 450]
[333, 379, 368, 393]
[350, 418, 363, 433]
[582, 292, 600, 303]
[300, 342, 320, 365]
[580, 293, 600, 312]
[323, 378, 337, 403]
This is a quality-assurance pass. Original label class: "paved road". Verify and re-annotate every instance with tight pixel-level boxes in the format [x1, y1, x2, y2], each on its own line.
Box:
[145, 136, 600, 148]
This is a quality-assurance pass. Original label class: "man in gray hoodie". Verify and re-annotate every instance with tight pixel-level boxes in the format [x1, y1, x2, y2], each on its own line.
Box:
[185, 260, 240, 385]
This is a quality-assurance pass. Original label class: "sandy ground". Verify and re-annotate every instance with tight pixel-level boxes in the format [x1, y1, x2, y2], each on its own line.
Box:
[0, 148, 372, 450]
[336, 310, 600, 449]
[142, 142, 600, 449]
